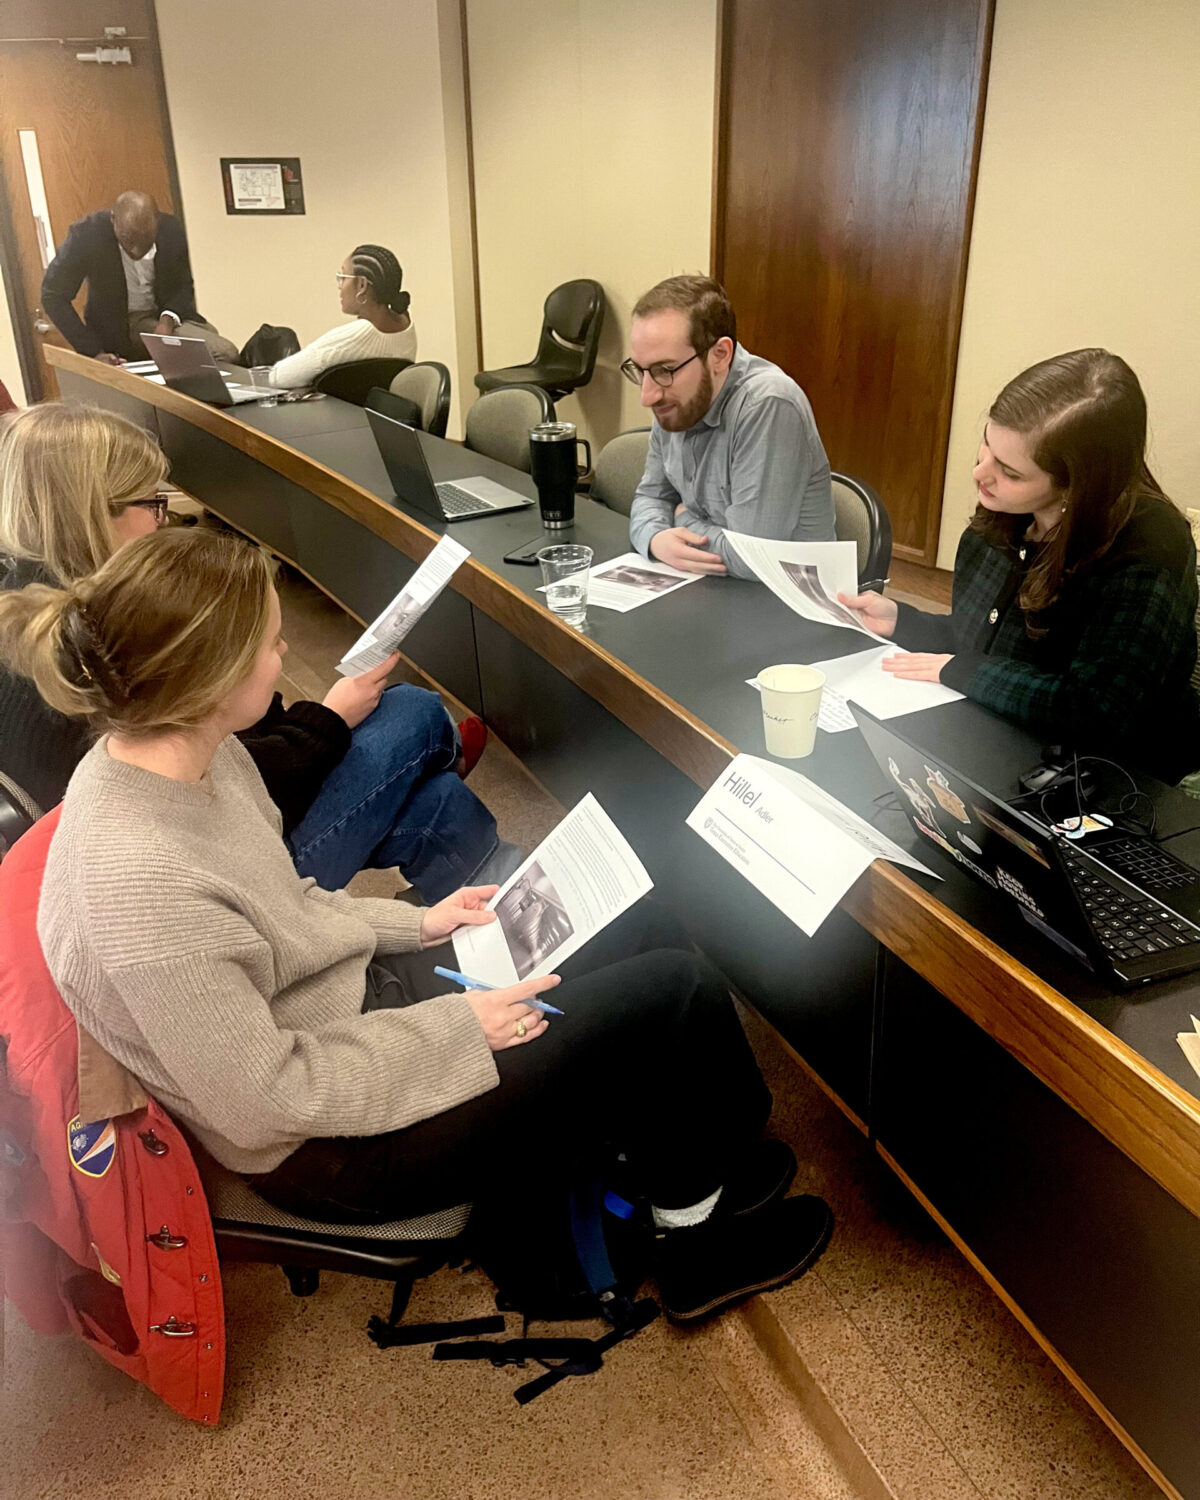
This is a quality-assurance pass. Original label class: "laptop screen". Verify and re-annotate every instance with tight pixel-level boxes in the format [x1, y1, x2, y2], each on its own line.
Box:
[852, 704, 1093, 961]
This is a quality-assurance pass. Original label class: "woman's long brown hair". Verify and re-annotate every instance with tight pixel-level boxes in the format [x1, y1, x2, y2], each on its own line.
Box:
[968, 349, 1171, 635]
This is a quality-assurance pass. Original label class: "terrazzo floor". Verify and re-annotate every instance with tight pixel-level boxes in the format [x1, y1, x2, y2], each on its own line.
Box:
[0, 564, 1164, 1500]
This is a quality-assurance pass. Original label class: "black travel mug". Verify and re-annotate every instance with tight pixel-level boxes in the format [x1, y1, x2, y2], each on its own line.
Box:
[529, 422, 592, 530]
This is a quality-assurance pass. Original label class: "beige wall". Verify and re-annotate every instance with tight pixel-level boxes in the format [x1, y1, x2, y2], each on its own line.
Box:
[939, 0, 1200, 567]
[155, 0, 475, 433]
[467, 0, 717, 451]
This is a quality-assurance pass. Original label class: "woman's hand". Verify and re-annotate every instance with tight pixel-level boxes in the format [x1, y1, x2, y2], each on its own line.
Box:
[322, 653, 400, 730]
[466, 975, 561, 1051]
[881, 652, 953, 683]
[837, 591, 898, 637]
[419, 886, 500, 947]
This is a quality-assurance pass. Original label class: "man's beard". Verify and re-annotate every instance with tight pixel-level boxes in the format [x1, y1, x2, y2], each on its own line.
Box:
[654, 363, 714, 432]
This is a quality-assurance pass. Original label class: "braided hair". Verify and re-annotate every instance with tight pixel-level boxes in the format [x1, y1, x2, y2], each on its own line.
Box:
[348, 244, 410, 316]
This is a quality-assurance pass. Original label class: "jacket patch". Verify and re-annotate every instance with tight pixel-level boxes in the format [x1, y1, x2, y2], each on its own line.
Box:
[68, 1116, 116, 1179]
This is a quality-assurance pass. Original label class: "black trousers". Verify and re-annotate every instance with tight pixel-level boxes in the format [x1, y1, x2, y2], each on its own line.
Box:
[253, 903, 772, 1225]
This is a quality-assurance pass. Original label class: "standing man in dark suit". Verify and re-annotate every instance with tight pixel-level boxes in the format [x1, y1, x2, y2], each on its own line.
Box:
[42, 191, 238, 365]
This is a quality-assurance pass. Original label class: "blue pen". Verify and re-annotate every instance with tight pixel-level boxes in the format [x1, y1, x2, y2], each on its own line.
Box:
[433, 964, 565, 1016]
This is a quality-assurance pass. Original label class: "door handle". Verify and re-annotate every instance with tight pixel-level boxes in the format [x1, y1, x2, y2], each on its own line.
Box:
[32, 308, 51, 334]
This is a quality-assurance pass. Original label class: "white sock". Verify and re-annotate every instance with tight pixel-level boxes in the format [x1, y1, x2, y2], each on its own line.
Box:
[652, 1186, 722, 1230]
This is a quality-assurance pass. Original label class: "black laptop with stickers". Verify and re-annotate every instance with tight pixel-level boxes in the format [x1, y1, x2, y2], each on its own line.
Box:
[851, 704, 1200, 989]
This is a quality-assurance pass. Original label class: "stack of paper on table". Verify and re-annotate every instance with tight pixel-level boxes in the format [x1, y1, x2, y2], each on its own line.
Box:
[748, 644, 963, 732]
[1178, 1015, 1200, 1079]
[580, 552, 701, 612]
[687, 753, 936, 935]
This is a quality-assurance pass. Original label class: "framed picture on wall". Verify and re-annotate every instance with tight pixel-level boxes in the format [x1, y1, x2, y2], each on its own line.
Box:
[220, 158, 304, 215]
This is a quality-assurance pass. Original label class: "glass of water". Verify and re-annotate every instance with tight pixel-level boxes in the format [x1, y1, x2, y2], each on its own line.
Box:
[537, 544, 593, 628]
[250, 366, 279, 407]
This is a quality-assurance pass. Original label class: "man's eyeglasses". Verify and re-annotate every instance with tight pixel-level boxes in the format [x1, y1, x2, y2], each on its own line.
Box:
[619, 351, 702, 388]
[114, 493, 170, 526]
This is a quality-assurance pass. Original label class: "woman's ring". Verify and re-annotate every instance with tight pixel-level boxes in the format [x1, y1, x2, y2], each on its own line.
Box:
[515, 1019, 527, 1039]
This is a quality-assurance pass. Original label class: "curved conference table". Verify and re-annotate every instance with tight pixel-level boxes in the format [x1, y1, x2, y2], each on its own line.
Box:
[50, 346, 1200, 1498]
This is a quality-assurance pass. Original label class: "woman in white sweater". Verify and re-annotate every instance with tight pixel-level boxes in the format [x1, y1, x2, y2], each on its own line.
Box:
[269, 243, 418, 389]
[0, 526, 832, 1325]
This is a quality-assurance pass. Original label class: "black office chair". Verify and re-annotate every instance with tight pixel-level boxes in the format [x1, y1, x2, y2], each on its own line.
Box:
[0, 771, 41, 864]
[366, 386, 424, 431]
[386, 361, 452, 439]
[312, 359, 414, 406]
[587, 428, 653, 518]
[474, 280, 604, 402]
[464, 386, 555, 473]
[195, 1146, 478, 1342]
[831, 472, 893, 583]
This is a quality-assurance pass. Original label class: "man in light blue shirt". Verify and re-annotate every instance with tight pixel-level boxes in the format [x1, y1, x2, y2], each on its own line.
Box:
[626, 276, 834, 579]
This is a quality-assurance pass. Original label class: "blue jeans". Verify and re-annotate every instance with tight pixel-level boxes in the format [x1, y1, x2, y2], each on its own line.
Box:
[287, 684, 499, 903]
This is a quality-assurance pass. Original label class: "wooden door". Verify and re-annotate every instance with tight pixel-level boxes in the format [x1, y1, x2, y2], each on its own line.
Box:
[0, 0, 179, 400]
[713, 0, 994, 565]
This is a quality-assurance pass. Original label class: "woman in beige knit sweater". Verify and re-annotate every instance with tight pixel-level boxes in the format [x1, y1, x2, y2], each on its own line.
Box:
[0, 526, 831, 1325]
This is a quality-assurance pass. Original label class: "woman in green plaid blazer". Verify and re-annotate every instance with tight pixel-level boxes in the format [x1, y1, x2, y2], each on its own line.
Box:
[840, 349, 1200, 783]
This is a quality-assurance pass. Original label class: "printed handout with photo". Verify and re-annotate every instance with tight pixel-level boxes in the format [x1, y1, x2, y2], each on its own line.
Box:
[493, 861, 576, 979]
[377, 591, 422, 639]
[338, 534, 469, 676]
[779, 561, 868, 632]
[452, 792, 654, 985]
[595, 563, 682, 594]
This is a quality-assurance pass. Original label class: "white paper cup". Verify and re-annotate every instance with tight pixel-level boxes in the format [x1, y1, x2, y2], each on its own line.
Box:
[758, 663, 825, 758]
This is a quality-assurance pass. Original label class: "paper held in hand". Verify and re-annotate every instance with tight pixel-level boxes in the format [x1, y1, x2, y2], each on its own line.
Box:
[453, 793, 654, 986]
[337, 535, 469, 676]
[686, 753, 936, 936]
[724, 533, 885, 639]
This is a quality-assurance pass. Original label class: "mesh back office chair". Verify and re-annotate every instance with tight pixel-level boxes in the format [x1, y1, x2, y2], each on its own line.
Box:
[0, 770, 40, 863]
[198, 1150, 472, 1333]
[589, 429, 653, 518]
[312, 358, 413, 406]
[387, 361, 452, 439]
[831, 472, 893, 582]
[464, 386, 555, 473]
[474, 280, 605, 402]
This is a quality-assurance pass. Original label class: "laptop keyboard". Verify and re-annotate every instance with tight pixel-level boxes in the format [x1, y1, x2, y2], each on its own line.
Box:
[1090, 835, 1199, 891]
[1059, 843, 1200, 964]
[435, 483, 487, 515]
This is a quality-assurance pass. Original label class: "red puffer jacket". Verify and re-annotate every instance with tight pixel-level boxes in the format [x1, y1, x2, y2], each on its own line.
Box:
[0, 809, 226, 1423]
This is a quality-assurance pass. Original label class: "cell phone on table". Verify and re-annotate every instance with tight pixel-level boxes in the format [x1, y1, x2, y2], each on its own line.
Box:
[503, 536, 554, 566]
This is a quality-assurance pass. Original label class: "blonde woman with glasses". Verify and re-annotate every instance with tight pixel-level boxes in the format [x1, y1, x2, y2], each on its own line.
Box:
[0, 403, 510, 899]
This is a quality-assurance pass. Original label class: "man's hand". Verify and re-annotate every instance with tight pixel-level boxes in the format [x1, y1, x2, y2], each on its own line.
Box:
[419, 885, 500, 947]
[649, 528, 727, 575]
[153, 315, 177, 337]
[881, 652, 953, 683]
[321, 652, 399, 729]
[94, 352, 123, 366]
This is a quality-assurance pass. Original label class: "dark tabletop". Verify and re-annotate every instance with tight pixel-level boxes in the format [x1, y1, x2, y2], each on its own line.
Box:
[257, 408, 1200, 1100]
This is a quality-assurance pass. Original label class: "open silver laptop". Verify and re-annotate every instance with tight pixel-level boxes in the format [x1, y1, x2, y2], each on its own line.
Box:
[365, 407, 534, 521]
[139, 332, 259, 406]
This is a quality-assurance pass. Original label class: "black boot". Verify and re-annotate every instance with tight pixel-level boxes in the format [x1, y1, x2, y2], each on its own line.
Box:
[655, 1194, 833, 1325]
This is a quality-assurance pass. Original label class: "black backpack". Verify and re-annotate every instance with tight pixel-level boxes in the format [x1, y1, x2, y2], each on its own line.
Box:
[369, 1172, 659, 1404]
[237, 324, 301, 367]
